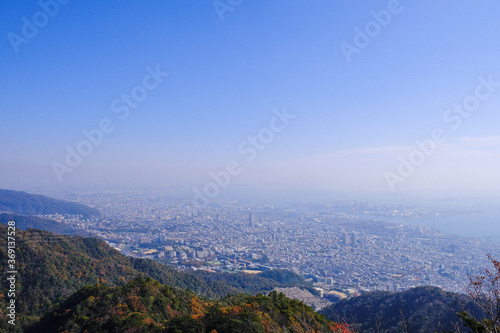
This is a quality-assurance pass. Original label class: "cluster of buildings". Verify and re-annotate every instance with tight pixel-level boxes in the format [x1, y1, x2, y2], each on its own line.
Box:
[49, 190, 500, 297]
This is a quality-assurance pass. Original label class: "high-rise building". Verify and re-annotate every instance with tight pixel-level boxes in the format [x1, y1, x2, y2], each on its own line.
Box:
[342, 232, 349, 245]
[350, 232, 357, 246]
[249, 212, 254, 228]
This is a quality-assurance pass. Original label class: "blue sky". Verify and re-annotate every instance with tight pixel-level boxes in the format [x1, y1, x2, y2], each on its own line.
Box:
[1, 1, 500, 202]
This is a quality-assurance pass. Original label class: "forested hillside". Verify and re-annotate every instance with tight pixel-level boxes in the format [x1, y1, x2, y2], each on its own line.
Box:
[27, 276, 351, 333]
[320, 286, 483, 332]
[0, 225, 315, 329]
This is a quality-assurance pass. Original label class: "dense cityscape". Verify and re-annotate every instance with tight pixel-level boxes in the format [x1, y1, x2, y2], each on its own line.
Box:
[40, 188, 499, 302]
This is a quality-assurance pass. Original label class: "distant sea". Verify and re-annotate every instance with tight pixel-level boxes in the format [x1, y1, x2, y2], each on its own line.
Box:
[363, 209, 500, 239]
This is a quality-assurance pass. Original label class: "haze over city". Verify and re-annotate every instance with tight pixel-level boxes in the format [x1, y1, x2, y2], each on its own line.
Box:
[2, 1, 500, 203]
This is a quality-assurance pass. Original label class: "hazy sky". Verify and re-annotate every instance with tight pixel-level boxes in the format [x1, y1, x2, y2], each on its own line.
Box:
[1, 1, 500, 202]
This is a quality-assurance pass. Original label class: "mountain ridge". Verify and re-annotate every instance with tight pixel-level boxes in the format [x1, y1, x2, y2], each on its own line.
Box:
[319, 285, 483, 332]
[0, 213, 91, 236]
[0, 189, 99, 218]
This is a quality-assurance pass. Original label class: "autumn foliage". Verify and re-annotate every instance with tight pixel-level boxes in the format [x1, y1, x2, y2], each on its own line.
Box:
[26, 276, 352, 333]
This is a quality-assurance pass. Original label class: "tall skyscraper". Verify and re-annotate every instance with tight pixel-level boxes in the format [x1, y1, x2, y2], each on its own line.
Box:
[342, 232, 349, 245]
[350, 231, 357, 246]
[249, 212, 254, 228]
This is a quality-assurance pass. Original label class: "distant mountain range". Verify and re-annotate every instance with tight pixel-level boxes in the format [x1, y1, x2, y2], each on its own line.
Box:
[0, 189, 100, 218]
[0, 213, 91, 236]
